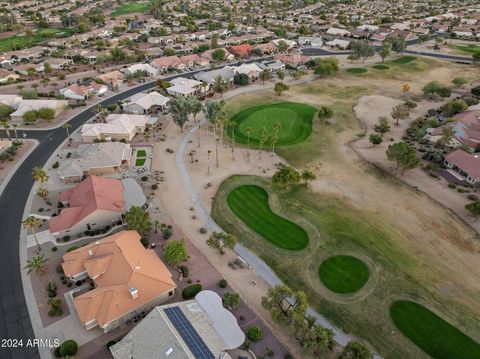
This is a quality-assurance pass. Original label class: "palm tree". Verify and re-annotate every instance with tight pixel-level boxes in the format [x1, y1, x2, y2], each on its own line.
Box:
[24, 254, 49, 276]
[245, 126, 253, 162]
[259, 70, 272, 85]
[12, 123, 19, 144]
[212, 75, 228, 97]
[258, 127, 267, 159]
[36, 187, 49, 203]
[2, 121, 11, 140]
[215, 138, 219, 168]
[207, 150, 212, 175]
[270, 135, 278, 152]
[23, 216, 41, 251]
[231, 134, 236, 160]
[62, 123, 72, 138]
[31, 167, 49, 184]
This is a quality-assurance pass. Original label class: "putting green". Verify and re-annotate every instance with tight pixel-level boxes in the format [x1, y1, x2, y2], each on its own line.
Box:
[319, 255, 369, 294]
[227, 185, 309, 250]
[346, 68, 368, 74]
[229, 102, 317, 147]
[372, 64, 389, 70]
[392, 56, 417, 64]
[390, 300, 480, 359]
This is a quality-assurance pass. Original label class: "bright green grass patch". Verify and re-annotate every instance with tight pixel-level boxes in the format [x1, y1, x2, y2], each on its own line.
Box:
[392, 56, 417, 64]
[111, 1, 150, 16]
[0, 28, 75, 52]
[136, 149, 147, 157]
[319, 255, 369, 294]
[390, 301, 480, 359]
[135, 158, 146, 166]
[227, 185, 309, 250]
[346, 68, 368, 74]
[372, 64, 390, 70]
[456, 45, 480, 54]
[229, 102, 317, 147]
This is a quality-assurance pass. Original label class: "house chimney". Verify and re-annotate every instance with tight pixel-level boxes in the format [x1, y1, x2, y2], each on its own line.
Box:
[129, 287, 138, 300]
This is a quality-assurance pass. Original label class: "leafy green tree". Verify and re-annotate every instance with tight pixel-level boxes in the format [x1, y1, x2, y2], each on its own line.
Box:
[185, 95, 203, 122]
[261, 285, 308, 325]
[386, 142, 419, 173]
[387, 36, 406, 54]
[374, 116, 391, 136]
[351, 40, 375, 63]
[378, 42, 391, 62]
[223, 291, 240, 309]
[109, 47, 125, 62]
[466, 201, 480, 217]
[59, 340, 78, 357]
[369, 134, 383, 147]
[259, 70, 272, 85]
[169, 97, 190, 132]
[440, 99, 468, 116]
[233, 73, 249, 86]
[206, 231, 236, 254]
[317, 106, 333, 123]
[212, 75, 229, 97]
[302, 170, 316, 185]
[163, 48, 176, 56]
[339, 341, 372, 359]
[272, 166, 301, 188]
[274, 82, 289, 96]
[0, 104, 14, 120]
[391, 104, 409, 125]
[314, 57, 340, 77]
[277, 40, 288, 52]
[24, 254, 49, 275]
[247, 326, 263, 342]
[276, 69, 286, 81]
[452, 77, 467, 87]
[123, 206, 152, 235]
[211, 48, 225, 61]
[163, 240, 188, 265]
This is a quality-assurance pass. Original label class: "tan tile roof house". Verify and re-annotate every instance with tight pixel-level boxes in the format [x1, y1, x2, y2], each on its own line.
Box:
[62, 230, 176, 332]
[150, 55, 186, 72]
[444, 149, 480, 185]
[81, 113, 149, 142]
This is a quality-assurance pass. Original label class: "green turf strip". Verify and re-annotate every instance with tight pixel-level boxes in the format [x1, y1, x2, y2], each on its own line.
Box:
[318, 255, 369, 294]
[372, 64, 389, 70]
[227, 185, 309, 250]
[229, 102, 317, 147]
[390, 300, 480, 359]
[392, 56, 417, 64]
[346, 68, 368, 74]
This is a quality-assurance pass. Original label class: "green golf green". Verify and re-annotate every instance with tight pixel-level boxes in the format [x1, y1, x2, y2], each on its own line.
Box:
[346, 68, 368, 74]
[390, 300, 480, 359]
[372, 64, 389, 70]
[392, 56, 417, 64]
[111, 1, 150, 16]
[318, 255, 369, 294]
[229, 102, 317, 147]
[227, 185, 309, 250]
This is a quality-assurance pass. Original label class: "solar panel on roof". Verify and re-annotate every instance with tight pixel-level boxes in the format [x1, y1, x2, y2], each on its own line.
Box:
[164, 307, 215, 359]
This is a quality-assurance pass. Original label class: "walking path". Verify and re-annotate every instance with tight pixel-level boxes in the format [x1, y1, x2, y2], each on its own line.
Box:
[175, 119, 383, 358]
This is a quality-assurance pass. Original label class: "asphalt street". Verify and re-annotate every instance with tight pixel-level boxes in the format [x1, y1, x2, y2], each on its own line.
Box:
[0, 49, 473, 358]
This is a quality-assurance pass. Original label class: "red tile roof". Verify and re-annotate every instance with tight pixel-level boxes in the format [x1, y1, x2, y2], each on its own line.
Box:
[445, 149, 480, 178]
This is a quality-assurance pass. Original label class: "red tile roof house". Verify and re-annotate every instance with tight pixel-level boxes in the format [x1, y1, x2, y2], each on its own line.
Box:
[274, 53, 311, 68]
[426, 111, 480, 150]
[179, 54, 209, 68]
[62, 230, 176, 332]
[150, 55, 186, 73]
[49, 176, 125, 238]
[227, 44, 253, 58]
[444, 149, 480, 185]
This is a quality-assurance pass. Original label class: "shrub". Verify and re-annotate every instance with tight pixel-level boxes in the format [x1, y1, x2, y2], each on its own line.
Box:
[66, 246, 79, 252]
[37, 108, 55, 120]
[457, 188, 465, 193]
[219, 279, 228, 288]
[140, 237, 149, 248]
[59, 340, 78, 357]
[52, 161, 59, 169]
[166, 148, 174, 153]
[182, 284, 202, 299]
[180, 265, 189, 277]
[161, 227, 172, 239]
[199, 227, 208, 234]
[247, 326, 263, 342]
[51, 246, 58, 252]
[151, 184, 158, 190]
[53, 347, 61, 358]
[56, 265, 64, 274]
[285, 355, 293, 359]
[448, 183, 456, 189]
[467, 194, 478, 201]
[63, 235, 70, 242]
[141, 176, 148, 181]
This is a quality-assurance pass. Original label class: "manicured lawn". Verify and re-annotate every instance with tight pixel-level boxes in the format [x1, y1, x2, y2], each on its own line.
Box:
[318, 255, 369, 294]
[111, 1, 150, 16]
[135, 158, 146, 166]
[229, 102, 317, 147]
[136, 149, 147, 157]
[392, 56, 417, 64]
[227, 185, 309, 250]
[390, 301, 480, 359]
[456, 45, 480, 54]
[346, 68, 368, 74]
[0, 28, 75, 52]
[372, 64, 390, 70]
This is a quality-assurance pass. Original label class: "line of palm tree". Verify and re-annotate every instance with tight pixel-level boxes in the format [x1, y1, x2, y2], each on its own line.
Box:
[258, 126, 267, 159]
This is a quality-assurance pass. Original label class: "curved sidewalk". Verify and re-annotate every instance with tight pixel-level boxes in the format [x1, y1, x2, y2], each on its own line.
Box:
[175, 120, 383, 359]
